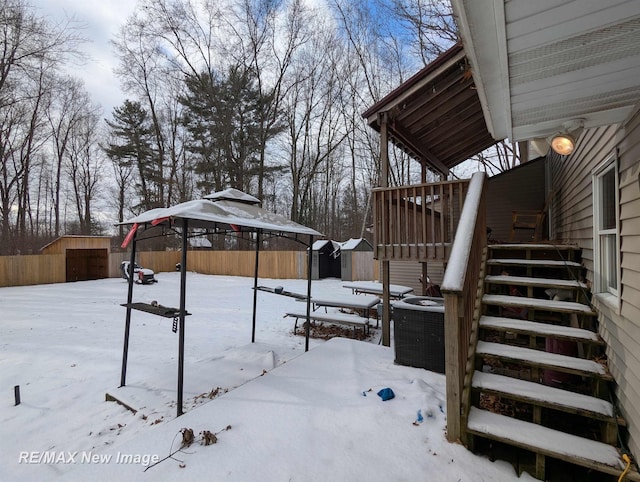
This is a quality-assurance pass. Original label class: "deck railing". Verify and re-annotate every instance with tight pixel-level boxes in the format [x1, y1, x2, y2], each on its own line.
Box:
[372, 179, 470, 261]
[440, 172, 487, 444]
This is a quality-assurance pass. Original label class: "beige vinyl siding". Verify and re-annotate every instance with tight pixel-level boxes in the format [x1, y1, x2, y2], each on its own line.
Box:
[550, 124, 619, 275]
[594, 298, 640, 459]
[551, 113, 640, 459]
[389, 260, 444, 296]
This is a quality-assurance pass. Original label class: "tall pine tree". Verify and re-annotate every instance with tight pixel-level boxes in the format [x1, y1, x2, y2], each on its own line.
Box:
[180, 65, 281, 195]
[105, 100, 158, 212]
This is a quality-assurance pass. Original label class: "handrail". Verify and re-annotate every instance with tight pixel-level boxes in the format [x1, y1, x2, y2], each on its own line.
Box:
[441, 172, 486, 293]
[441, 171, 487, 444]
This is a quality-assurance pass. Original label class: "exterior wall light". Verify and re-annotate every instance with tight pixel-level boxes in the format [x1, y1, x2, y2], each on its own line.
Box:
[549, 119, 584, 156]
[550, 133, 577, 155]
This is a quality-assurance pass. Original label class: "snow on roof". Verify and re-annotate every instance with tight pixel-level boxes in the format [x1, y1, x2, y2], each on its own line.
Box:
[312, 239, 341, 252]
[189, 236, 212, 248]
[340, 238, 372, 251]
[203, 188, 261, 205]
[120, 198, 322, 237]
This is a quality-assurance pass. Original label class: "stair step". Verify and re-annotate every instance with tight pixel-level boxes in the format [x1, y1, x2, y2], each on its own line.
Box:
[488, 258, 581, 268]
[479, 315, 602, 344]
[483, 294, 595, 315]
[489, 243, 580, 251]
[466, 407, 639, 479]
[476, 341, 612, 380]
[472, 372, 613, 419]
[485, 274, 587, 291]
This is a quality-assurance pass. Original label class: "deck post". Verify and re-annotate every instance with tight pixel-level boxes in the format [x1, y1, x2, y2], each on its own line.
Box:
[379, 112, 392, 346]
[444, 291, 462, 441]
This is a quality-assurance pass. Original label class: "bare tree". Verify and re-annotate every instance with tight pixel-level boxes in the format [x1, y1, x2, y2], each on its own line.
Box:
[46, 77, 94, 237]
[0, 0, 84, 253]
[66, 106, 103, 234]
[385, 0, 457, 66]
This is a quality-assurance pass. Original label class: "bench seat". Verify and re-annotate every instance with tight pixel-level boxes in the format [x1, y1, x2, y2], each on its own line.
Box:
[284, 311, 370, 336]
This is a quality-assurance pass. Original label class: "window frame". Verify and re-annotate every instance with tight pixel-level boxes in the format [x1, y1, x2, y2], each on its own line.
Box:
[592, 153, 620, 306]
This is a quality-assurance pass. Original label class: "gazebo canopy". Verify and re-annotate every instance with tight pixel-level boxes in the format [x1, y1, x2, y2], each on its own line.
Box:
[121, 188, 321, 237]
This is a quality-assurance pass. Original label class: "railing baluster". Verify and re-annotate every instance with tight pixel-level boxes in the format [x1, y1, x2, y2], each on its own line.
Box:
[421, 185, 427, 259]
[371, 179, 471, 262]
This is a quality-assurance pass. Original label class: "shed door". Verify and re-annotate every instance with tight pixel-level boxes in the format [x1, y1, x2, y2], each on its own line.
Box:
[66, 249, 108, 282]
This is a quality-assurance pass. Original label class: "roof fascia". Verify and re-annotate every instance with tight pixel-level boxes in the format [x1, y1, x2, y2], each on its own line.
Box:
[364, 50, 466, 126]
[451, 0, 511, 141]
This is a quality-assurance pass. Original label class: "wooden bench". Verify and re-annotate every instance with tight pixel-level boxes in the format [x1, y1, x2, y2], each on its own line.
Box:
[284, 311, 370, 337]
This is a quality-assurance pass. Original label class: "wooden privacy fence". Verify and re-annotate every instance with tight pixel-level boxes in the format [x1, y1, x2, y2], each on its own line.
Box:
[0, 254, 66, 287]
[0, 250, 378, 287]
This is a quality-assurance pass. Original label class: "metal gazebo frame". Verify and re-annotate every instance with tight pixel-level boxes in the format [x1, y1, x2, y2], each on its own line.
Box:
[117, 189, 322, 417]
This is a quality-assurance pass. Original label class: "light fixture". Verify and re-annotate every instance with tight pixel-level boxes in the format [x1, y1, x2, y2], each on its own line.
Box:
[549, 119, 584, 156]
[550, 133, 577, 156]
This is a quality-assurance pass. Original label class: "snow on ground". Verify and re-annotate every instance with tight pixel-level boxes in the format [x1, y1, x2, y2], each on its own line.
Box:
[0, 272, 532, 481]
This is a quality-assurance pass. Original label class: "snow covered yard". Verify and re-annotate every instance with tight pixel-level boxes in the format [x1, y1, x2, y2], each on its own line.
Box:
[0, 272, 531, 481]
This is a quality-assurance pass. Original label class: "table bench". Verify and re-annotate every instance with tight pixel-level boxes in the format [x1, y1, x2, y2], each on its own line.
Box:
[300, 294, 381, 327]
[342, 281, 413, 299]
[284, 311, 370, 337]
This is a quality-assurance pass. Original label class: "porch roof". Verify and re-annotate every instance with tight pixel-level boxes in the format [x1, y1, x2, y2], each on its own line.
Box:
[451, 0, 640, 143]
[362, 43, 497, 176]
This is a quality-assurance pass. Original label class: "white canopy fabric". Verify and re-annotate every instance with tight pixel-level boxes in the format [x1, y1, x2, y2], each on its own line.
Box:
[203, 187, 261, 204]
[120, 198, 322, 237]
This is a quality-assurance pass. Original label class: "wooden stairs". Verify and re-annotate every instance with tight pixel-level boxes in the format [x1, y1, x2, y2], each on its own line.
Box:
[464, 243, 640, 481]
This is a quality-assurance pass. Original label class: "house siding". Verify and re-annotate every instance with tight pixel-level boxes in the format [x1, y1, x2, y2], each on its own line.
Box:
[389, 260, 444, 296]
[551, 113, 640, 459]
[486, 157, 546, 242]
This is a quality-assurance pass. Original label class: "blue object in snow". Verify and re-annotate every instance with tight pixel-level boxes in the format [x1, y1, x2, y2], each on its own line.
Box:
[416, 410, 424, 423]
[377, 387, 395, 401]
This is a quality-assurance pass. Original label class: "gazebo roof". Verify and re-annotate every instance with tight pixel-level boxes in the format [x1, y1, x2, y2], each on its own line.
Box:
[121, 197, 322, 237]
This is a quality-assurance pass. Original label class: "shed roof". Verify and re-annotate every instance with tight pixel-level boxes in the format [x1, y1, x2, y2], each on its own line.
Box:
[341, 238, 373, 251]
[362, 43, 497, 175]
[40, 236, 112, 254]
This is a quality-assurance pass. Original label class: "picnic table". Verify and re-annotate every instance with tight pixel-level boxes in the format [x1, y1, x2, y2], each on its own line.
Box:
[295, 293, 381, 328]
[342, 281, 413, 299]
[306, 294, 381, 313]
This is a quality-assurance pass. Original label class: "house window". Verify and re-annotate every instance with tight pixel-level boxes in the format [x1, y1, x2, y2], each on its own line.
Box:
[593, 156, 619, 298]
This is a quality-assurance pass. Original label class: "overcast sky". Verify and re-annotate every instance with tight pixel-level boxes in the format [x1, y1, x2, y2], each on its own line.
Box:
[31, 0, 138, 117]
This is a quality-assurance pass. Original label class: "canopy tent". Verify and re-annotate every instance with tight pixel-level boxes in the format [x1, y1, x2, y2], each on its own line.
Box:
[118, 188, 323, 416]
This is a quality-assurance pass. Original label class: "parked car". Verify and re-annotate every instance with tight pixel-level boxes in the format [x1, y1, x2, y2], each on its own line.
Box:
[120, 261, 157, 284]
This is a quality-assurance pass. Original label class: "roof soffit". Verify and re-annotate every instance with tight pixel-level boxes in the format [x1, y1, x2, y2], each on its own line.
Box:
[451, 0, 511, 141]
[452, 0, 640, 143]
